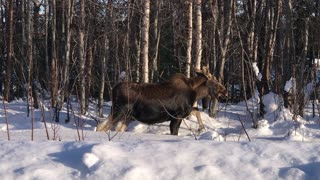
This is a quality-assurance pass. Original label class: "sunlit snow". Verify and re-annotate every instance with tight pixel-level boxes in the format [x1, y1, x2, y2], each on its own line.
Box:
[0, 94, 320, 179]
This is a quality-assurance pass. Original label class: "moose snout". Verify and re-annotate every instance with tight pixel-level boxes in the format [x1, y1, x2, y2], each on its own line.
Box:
[224, 91, 229, 97]
[220, 91, 228, 98]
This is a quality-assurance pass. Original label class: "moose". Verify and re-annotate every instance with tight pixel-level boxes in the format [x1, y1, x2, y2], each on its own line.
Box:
[96, 67, 228, 135]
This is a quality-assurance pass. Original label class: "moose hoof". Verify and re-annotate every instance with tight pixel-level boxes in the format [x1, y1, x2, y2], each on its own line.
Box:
[198, 126, 205, 132]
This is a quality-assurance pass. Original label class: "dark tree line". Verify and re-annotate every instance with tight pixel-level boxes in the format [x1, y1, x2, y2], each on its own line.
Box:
[0, 0, 319, 123]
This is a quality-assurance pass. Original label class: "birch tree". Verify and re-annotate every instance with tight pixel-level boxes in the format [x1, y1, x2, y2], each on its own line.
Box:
[258, 0, 282, 116]
[210, 0, 234, 117]
[142, 0, 150, 83]
[186, 0, 193, 78]
[151, 0, 161, 82]
[195, 0, 202, 70]
[79, 0, 86, 114]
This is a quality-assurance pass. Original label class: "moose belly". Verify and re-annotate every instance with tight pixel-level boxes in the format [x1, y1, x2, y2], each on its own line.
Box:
[131, 100, 192, 124]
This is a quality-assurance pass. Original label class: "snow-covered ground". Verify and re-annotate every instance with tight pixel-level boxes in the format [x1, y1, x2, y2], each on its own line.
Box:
[0, 94, 320, 180]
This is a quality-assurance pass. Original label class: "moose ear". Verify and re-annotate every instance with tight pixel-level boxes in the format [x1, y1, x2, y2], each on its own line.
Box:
[195, 66, 205, 77]
[195, 69, 204, 77]
[195, 66, 213, 79]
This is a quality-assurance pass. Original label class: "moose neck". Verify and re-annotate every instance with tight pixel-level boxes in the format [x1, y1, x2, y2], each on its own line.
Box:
[189, 76, 207, 90]
[194, 85, 209, 101]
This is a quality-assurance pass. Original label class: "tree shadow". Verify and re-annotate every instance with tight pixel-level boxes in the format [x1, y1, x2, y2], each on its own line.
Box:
[48, 142, 97, 178]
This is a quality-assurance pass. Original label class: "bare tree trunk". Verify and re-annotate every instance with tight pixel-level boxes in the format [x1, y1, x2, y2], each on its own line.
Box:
[292, 64, 298, 120]
[79, 0, 86, 114]
[86, 42, 93, 112]
[0, 0, 2, 95]
[186, 0, 193, 78]
[124, 0, 133, 81]
[21, 0, 26, 47]
[217, 0, 233, 82]
[142, 0, 150, 83]
[243, 0, 260, 64]
[258, 0, 282, 116]
[135, 27, 141, 82]
[26, 0, 32, 114]
[151, 0, 161, 82]
[263, 0, 282, 91]
[171, 1, 178, 72]
[26, 0, 35, 140]
[4, 0, 14, 101]
[297, 17, 309, 117]
[85, 2, 96, 112]
[210, 0, 218, 72]
[210, 0, 234, 117]
[234, 5, 258, 128]
[114, 27, 120, 82]
[60, 0, 73, 121]
[44, 0, 49, 81]
[32, 1, 40, 82]
[195, 0, 202, 70]
[98, 36, 108, 117]
[50, 0, 59, 111]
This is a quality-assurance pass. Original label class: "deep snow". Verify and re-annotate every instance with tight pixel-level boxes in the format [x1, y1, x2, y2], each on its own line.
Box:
[0, 93, 320, 180]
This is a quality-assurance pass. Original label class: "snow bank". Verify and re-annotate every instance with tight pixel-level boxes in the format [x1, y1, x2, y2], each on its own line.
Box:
[1, 140, 320, 180]
[262, 92, 280, 114]
[1, 95, 320, 179]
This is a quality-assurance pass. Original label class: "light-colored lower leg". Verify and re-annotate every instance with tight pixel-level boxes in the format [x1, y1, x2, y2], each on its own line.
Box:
[191, 110, 205, 131]
[96, 116, 113, 131]
[115, 121, 123, 131]
[120, 123, 128, 132]
[115, 121, 128, 132]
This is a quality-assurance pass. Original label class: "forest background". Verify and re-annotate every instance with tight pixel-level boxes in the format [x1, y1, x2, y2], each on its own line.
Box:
[0, 0, 319, 125]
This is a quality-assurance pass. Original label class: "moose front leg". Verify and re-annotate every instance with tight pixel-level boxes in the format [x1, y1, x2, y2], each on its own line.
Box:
[169, 119, 182, 135]
[190, 108, 205, 132]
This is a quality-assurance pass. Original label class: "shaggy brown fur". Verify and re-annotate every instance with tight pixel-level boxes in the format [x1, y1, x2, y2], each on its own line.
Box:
[97, 67, 227, 135]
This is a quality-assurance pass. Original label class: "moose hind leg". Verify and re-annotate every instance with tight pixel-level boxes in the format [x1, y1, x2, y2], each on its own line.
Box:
[96, 112, 122, 132]
[169, 119, 182, 135]
[96, 116, 114, 131]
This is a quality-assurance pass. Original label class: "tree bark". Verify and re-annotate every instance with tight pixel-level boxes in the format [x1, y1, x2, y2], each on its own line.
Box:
[258, 0, 282, 116]
[26, 0, 35, 139]
[210, 0, 234, 117]
[79, 0, 86, 114]
[186, 0, 193, 78]
[151, 0, 161, 82]
[4, 0, 14, 101]
[142, 0, 150, 83]
[124, 0, 133, 82]
[50, 0, 59, 110]
[195, 0, 202, 70]
[26, 0, 33, 116]
[135, 29, 142, 82]
[297, 17, 309, 117]
[61, 0, 73, 109]
[210, 0, 218, 73]
[32, 1, 40, 82]
[98, 35, 108, 117]
[85, 2, 95, 112]
[216, 0, 233, 82]
[44, 0, 49, 81]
